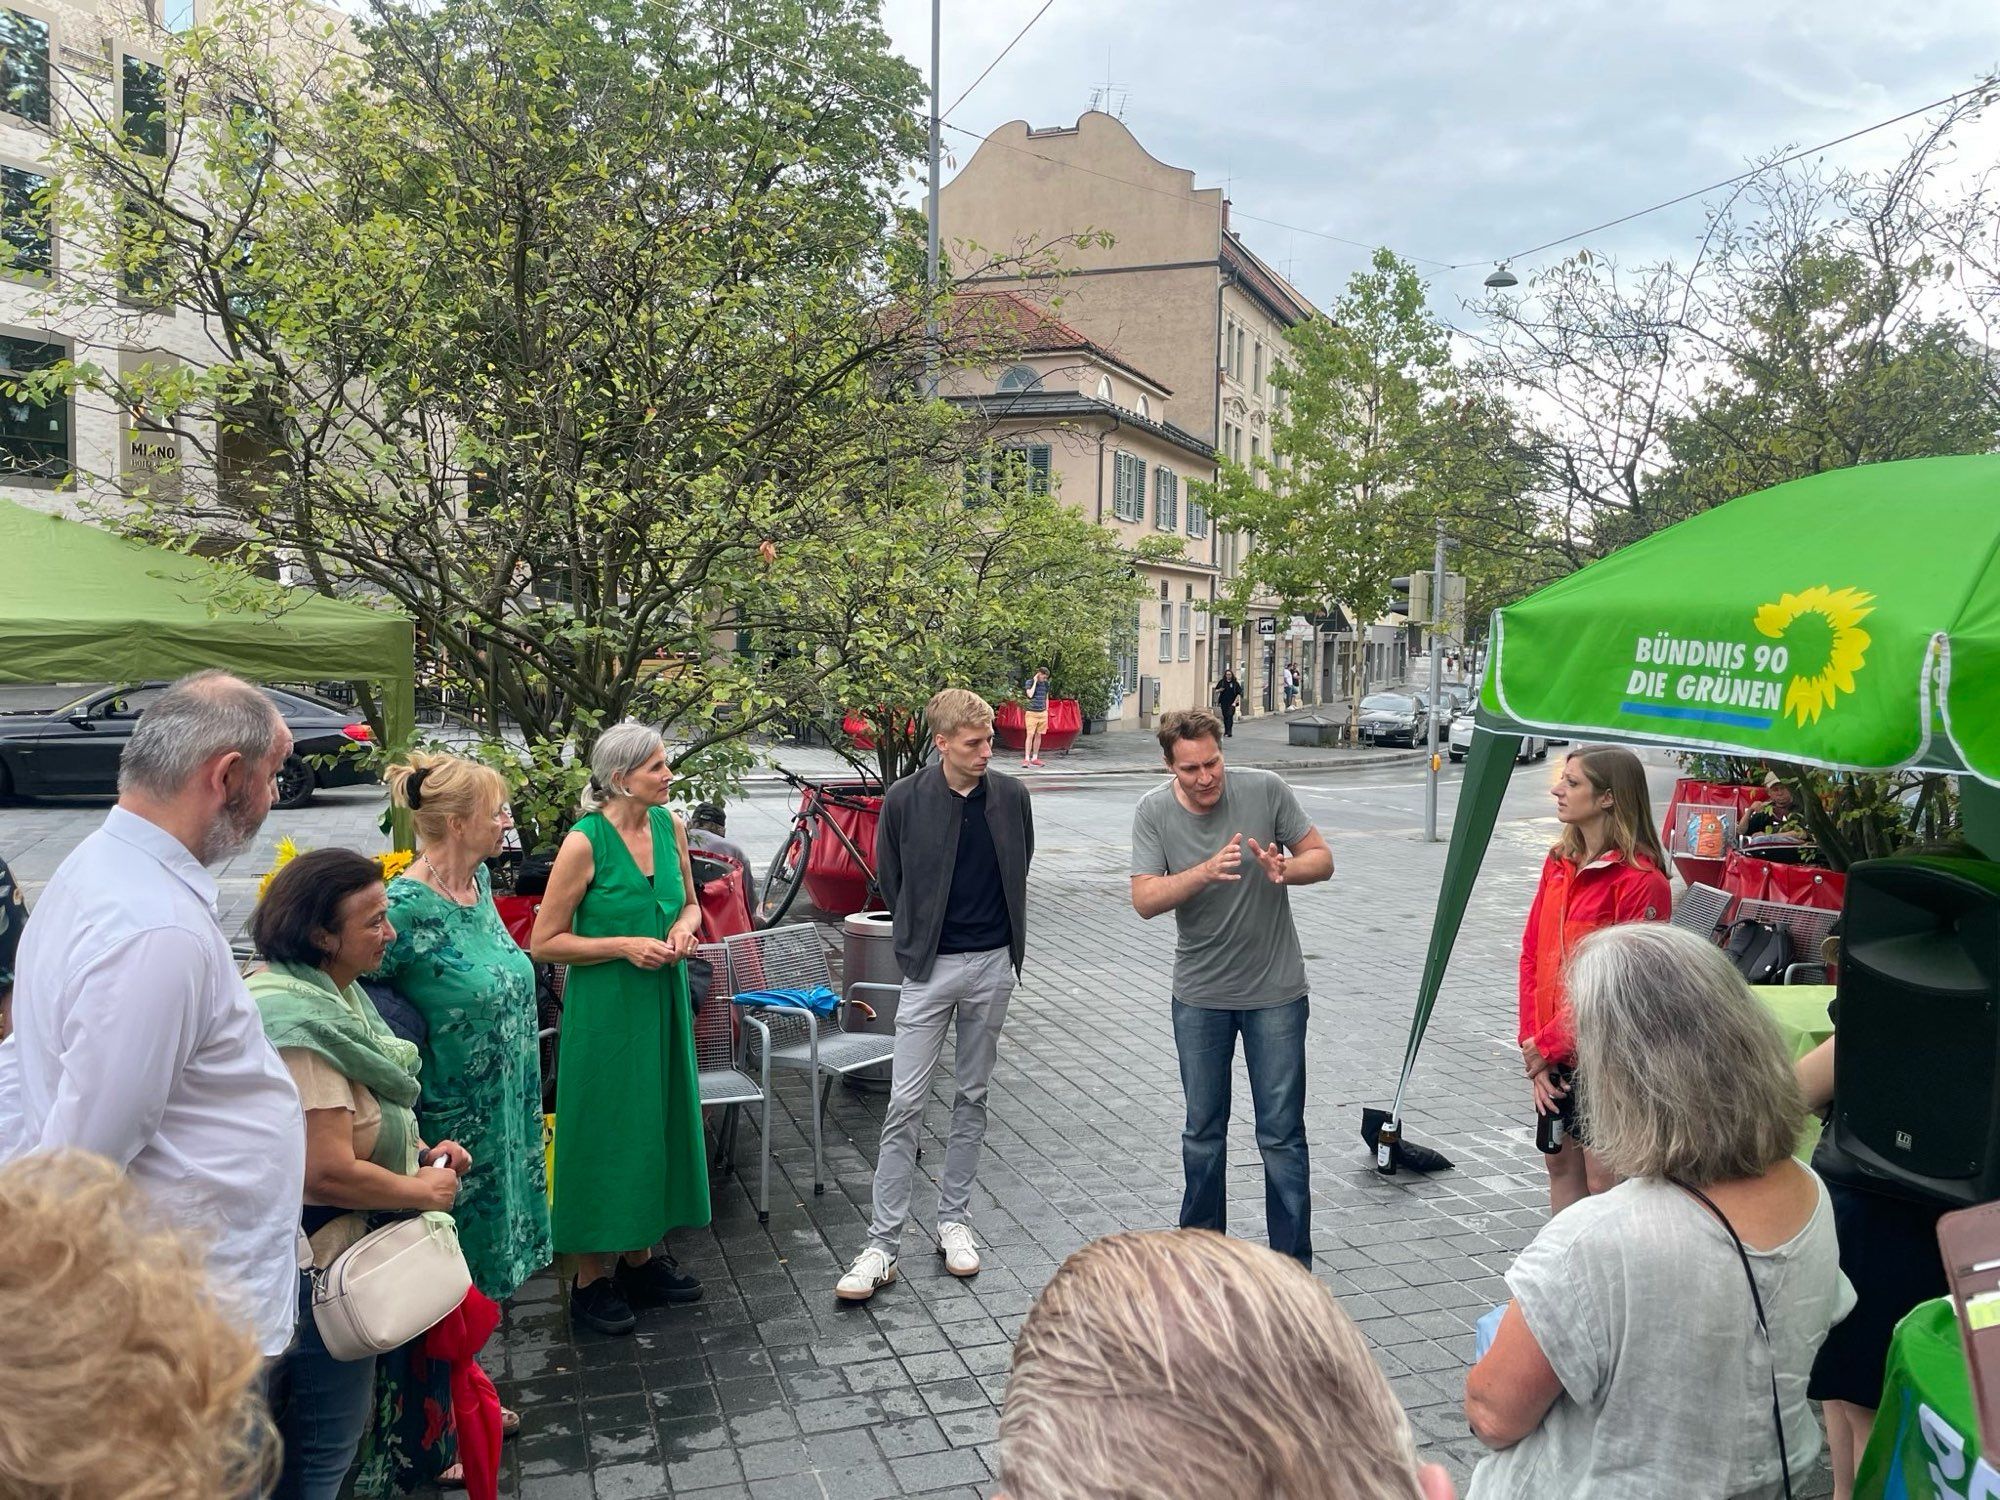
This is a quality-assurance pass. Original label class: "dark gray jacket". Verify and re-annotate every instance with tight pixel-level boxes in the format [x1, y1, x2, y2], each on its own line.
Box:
[875, 763, 1033, 982]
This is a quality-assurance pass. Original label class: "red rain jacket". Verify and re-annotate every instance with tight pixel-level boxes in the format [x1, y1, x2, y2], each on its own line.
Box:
[1518, 848, 1671, 1066]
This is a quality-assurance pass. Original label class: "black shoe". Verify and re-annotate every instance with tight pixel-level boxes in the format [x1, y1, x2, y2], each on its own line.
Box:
[615, 1253, 703, 1307]
[569, 1275, 637, 1336]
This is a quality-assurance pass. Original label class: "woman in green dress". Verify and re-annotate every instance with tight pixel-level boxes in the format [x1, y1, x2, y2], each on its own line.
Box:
[374, 753, 552, 1326]
[530, 721, 710, 1336]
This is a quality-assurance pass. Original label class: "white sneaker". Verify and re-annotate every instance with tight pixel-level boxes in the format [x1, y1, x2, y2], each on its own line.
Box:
[836, 1247, 897, 1302]
[937, 1222, 981, 1277]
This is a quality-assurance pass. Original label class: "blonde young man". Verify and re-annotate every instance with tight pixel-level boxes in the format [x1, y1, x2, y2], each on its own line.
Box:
[837, 690, 1034, 1301]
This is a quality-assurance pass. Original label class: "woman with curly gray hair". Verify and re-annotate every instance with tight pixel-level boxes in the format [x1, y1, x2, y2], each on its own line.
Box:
[1465, 922, 1853, 1499]
[529, 722, 709, 1336]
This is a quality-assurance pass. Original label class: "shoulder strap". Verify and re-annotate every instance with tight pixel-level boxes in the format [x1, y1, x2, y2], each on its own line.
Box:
[1671, 1178, 1795, 1500]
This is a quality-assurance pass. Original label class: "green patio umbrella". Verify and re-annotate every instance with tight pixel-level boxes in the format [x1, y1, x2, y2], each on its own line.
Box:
[1377, 454, 2000, 1169]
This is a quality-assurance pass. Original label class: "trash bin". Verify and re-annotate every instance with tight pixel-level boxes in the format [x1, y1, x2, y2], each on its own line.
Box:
[842, 910, 900, 1090]
[1288, 713, 1343, 748]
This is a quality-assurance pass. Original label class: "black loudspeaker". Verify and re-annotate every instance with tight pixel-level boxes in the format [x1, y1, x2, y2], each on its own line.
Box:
[1829, 857, 2000, 1208]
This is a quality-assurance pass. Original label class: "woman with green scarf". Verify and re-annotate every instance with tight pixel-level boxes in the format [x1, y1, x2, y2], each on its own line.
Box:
[249, 848, 470, 1500]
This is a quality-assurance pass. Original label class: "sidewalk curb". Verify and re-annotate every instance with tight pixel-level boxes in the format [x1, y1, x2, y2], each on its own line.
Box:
[741, 748, 1434, 783]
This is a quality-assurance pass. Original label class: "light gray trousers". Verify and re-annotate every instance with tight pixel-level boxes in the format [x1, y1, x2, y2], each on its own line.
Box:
[866, 946, 1015, 1253]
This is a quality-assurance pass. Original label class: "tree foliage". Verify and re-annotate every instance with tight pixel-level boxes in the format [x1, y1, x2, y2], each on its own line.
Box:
[33, 0, 1117, 846]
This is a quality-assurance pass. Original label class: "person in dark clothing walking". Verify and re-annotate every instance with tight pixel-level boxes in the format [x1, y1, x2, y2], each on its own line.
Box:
[836, 689, 1034, 1301]
[1214, 669, 1243, 737]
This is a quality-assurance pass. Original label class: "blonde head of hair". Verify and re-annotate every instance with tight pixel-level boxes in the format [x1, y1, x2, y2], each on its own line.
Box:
[1000, 1230, 1429, 1500]
[925, 688, 995, 743]
[0, 1151, 274, 1499]
[382, 751, 510, 848]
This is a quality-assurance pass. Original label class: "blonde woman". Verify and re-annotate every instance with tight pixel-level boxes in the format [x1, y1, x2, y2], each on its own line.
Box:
[530, 722, 709, 1336]
[999, 1229, 1454, 1500]
[1518, 745, 1670, 1212]
[0, 1150, 276, 1500]
[376, 752, 552, 1305]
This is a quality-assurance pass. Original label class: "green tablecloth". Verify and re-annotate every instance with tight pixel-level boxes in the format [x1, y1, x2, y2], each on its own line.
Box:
[1751, 985, 1836, 1158]
[1854, 1296, 1994, 1499]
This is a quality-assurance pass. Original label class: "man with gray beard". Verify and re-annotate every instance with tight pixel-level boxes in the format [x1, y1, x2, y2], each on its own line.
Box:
[0, 671, 307, 1357]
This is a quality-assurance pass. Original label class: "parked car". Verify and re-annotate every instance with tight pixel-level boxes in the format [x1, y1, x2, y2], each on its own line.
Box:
[0, 683, 377, 809]
[1356, 691, 1430, 747]
[1436, 685, 1472, 723]
[1448, 716, 1547, 763]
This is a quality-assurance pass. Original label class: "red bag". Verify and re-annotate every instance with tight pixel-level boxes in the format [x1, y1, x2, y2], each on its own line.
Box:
[1722, 851, 1845, 909]
[690, 849, 754, 941]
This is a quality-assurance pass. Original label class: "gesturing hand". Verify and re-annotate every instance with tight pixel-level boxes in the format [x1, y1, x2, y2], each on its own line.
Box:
[1201, 833, 1244, 886]
[1246, 837, 1289, 884]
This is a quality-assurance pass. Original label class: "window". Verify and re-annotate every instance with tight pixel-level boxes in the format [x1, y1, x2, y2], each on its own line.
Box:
[121, 54, 168, 156]
[0, 332, 69, 479]
[995, 363, 1041, 394]
[1221, 318, 1234, 372]
[0, 9, 48, 127]
[1186, 492, 1208, 539]
[162, 0, 196, 32]
[1234, 327, 1246, 380]
[1112, 450, 1145, 521]
[1154, 465, 1177, 530]
[1253, 341, 1264, 394]
[0, 164, 49, 278]
[964, 443, 1051, 502]
[1232, 426, 1244, 463]
[1219, 421, 1232, 465]
[1179, 588, 1193, 662]
[1158, 583, 1173, 662]
[1250, 435, 1261, 472]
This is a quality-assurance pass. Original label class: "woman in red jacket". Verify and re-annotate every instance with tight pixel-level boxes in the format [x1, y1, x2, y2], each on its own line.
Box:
[1519, 745, 1671, 1213]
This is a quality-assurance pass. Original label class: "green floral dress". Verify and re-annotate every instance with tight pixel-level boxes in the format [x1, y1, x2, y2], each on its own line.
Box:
[376, 865, 551, 1299]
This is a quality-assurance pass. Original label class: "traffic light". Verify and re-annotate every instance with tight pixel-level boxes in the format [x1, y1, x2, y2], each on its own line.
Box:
[1388, 574, 1431, 622]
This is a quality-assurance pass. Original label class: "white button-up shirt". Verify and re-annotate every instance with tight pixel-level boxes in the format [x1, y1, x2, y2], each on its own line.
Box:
[0, 807, 305, 1355]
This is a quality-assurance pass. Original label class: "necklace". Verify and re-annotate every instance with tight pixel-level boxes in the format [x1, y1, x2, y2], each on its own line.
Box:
[419, 853, 478, 906]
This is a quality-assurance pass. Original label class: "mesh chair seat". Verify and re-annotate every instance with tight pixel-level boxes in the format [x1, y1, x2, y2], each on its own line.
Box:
[763, 1027, 898, 1075]
[698, 1065, 764, 1107]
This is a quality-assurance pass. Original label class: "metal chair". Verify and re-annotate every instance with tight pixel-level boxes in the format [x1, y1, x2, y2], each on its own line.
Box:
[690, 941, 775, 1220]
[1671, 882, 1734, 941]
[1733, 897, 1841, 984]
[724, 923, 900, 1200]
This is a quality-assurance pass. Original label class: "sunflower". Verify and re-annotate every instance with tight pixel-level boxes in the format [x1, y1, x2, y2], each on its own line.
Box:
[1753, 585, 1875, 727]
[256, 836, 301, 899]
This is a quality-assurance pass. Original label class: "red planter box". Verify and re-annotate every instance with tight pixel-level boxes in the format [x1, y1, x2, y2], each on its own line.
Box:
[994, 697, 1080, 754]
[1723, 851, 1845, 910]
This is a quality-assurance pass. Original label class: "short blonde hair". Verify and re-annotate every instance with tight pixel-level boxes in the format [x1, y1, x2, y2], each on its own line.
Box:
[1000, 1230, 1428, 1500]
[383, 751, 509, 847]
[0, 1152, 274, 1498]
[925, 688, 994, 741]
[1570, 923, 1805, 1186]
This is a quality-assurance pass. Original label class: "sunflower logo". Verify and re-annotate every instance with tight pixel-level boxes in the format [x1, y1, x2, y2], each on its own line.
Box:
[1753, 585, 1875, 727]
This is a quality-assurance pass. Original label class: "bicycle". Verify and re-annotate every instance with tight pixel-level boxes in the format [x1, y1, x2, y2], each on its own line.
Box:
[756, 767, 886, 927]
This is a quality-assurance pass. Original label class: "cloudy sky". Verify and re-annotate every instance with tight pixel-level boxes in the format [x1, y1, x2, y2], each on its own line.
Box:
[878, 0, 1999, 317]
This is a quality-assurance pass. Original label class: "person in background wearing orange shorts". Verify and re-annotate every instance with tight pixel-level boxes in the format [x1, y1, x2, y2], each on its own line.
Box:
[1021, 667, 1052, 768]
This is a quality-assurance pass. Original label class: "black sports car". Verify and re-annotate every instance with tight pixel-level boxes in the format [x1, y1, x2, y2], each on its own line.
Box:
[0, 683, 378, 809]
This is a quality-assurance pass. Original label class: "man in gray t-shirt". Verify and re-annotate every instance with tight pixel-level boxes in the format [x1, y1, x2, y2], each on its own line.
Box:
[1130, 708, 1333, 1265]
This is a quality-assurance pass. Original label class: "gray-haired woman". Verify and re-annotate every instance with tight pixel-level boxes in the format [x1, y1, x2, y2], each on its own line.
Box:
[529, 722, 709, 1336]
[1464, 923, 1853, 1499]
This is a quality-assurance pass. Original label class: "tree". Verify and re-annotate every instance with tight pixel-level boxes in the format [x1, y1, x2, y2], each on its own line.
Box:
[1199, 248, 1455, 732]
[792, 453, 1163, 783]
[33, 0, 1060, 848]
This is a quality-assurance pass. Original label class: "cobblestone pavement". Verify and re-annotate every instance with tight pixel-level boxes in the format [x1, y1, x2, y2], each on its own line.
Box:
[0, 752, 1834, 1498]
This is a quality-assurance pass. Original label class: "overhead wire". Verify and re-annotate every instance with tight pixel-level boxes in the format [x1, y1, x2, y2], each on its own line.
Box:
[941, 1, 1057, 122]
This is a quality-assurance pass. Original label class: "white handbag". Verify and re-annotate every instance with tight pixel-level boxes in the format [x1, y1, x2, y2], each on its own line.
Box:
[311, 1212, 471, 1362]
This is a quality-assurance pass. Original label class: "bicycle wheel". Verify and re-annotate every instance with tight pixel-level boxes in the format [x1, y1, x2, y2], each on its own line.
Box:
[757, 823, 812, 927]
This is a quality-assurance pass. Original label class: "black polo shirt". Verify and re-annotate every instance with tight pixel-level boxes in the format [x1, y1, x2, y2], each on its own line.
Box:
[936, 777, 1012, 955]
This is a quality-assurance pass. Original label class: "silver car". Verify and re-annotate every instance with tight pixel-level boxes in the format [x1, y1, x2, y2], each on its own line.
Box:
[1448, 715, 1546, 763]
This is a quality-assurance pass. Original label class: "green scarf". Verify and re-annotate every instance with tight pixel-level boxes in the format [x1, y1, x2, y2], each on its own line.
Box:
[250, 960, 422, 1176]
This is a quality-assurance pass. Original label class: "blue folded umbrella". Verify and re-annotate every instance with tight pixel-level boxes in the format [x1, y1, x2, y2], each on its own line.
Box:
[731, 985, 839, 1017]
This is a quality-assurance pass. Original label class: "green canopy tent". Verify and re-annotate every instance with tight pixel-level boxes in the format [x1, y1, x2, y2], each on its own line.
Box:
[0, 500, 416, 830]
[1384, 454, 2000, 1158]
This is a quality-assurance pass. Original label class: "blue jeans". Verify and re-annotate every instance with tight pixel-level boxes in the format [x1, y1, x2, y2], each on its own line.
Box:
[272, 1273, 377, 1500]
[1172, 996, 1311, 1266]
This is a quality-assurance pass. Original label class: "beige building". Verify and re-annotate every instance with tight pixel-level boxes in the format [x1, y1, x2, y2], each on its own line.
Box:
[940, 110, 1334, 719]
[942, 292, 1217, 729]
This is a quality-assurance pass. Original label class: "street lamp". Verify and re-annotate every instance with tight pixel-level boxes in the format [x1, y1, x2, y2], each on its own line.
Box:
[1484, 262, 1518, 290]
